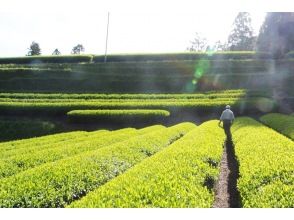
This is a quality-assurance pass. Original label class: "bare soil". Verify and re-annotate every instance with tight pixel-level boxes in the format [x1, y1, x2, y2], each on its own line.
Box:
[213, 139, 241, 208]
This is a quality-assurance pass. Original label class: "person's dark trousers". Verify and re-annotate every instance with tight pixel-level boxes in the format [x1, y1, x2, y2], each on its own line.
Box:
[223, 119, 232, 141]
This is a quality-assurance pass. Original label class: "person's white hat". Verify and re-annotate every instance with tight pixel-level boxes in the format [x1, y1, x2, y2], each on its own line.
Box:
[225, 105, 230, 109]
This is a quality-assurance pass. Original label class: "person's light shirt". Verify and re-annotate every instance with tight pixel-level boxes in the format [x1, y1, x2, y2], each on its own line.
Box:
[220, 109, 235, 121]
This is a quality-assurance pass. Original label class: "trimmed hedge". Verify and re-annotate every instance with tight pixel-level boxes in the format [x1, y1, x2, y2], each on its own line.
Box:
[93, 52, 272, 62]
[67, 109, 170, 123]
[0, 59, 292, 93]
[232, 118, 294, 207]
[0, 131, 87, 151]
[69, 120, 224, 208]
[0, 52, 272, 65]
[0, 122, 195, 207]
[0, 98, 278, 116]
[0, 89, 247, 100]
[0, 55, 93, 64]
[260, 113, 294, 140]
[0, 127, 165, 179]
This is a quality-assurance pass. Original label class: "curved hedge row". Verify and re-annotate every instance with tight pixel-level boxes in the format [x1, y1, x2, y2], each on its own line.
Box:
[67, 109, 170, 123]
[69, 120, 224, 208]
[0, 52, 272, 65]
[93, 52, 272, 62]
[232, 117, 294, 207]
[0, 130, 108, 159]
[0, 130, 88, 151]
[0, 98, 278, 115]
[0, 89, 247, 100]
[0, 55, 93, 64]
[0, 122, 195, 207]
[260, 113, 294, 140]
[0, 127, 165, 179]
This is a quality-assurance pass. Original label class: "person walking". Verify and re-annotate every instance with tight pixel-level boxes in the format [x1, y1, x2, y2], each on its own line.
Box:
[219, 105, 235, 141]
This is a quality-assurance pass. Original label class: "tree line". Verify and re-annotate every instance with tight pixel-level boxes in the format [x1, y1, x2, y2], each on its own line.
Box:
[187, 12, 294, 58]
[27, 12, 294, 58]
[27, 43, 85, 56]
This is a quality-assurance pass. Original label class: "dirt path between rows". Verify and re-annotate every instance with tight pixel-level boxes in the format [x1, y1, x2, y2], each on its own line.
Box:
[213, 139, 241, 208]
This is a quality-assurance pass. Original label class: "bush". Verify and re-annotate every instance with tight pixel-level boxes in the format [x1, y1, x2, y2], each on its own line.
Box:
[69, 120, 224, 208]
[0, 55, 93, 64]
[0, 122, 195, 207]
[260, 113, 294, 140]
[232, 117, 294, 207]
[0, 127, 166, 179]
[93, 51, 272, 63]
[67, 109, 170, 123]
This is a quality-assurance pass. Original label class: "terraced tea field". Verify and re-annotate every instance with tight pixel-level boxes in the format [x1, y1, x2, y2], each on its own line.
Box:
[0, 113, 293, 208]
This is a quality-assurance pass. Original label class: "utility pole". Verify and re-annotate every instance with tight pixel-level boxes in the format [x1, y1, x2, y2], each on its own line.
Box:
[104, 12, 110, 63]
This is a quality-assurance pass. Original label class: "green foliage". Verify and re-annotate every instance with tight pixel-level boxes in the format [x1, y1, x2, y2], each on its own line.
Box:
[257, 12, 294, 58]
[69, 120, 224, 208]
[1, 58, 290, 93]
[71, 44, 85, 55]
[0, 90, 277, 116]
[27, 41, 41, 56]
[0, 89, 247, 99]
[67, 109, 170, 123]
[0, 127, 166, 178]
[260, 113, 294, 140]
[0, 131, 87, 151]
[0, 118, 58, 142]
[0, 97, 277, 116]
[0, 52, 273, 65]
[227, 13, 256, 51]
[0, 55, 93, 64]
[0, 122, 195, 207]
[93, 51, 271, 62]
[187, 33, 208, 52]
[232, 117, 294, 207]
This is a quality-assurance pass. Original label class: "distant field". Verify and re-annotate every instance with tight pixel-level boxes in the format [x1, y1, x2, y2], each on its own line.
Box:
[0, 55, 293, 93]
[0, 90, 277, 117]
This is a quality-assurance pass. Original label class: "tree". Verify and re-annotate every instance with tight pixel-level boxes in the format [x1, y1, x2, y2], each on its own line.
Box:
[213, 40, 228, 51]
[71, 44, 85, 54]
[52, 49, 61, 55]
[227, 12, 256, 51]
[27, 41, 41, 56]
[257, 12, 294, 58]
[187, 33, 208, 52]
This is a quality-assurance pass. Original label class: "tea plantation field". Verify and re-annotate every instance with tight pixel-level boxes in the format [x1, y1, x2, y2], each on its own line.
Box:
[0, 113, 293, 208]
[0, 52, 293, 208]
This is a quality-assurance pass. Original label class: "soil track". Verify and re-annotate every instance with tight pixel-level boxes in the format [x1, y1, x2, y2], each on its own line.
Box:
[213, 139, 241, 208]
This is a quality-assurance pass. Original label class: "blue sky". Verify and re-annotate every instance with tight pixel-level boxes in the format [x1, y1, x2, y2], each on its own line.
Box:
[0, 0, 292, 57]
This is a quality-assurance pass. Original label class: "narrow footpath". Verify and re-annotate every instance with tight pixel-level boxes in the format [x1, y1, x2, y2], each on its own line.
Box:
[213, 139, 241, 208]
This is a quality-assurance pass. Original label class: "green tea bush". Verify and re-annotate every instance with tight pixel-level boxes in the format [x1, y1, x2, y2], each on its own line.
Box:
[232, 117, 294, 207]
[93, 52, 272, 62]
[0, 127, 165, 178]
[260, 113, 294, 139]
[69, 120, 224, 208]
[0, 131, 87, 151]
[67, 109, 170, 123]
[0, 122, 195, 207]
[0, 55, 93, 64]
